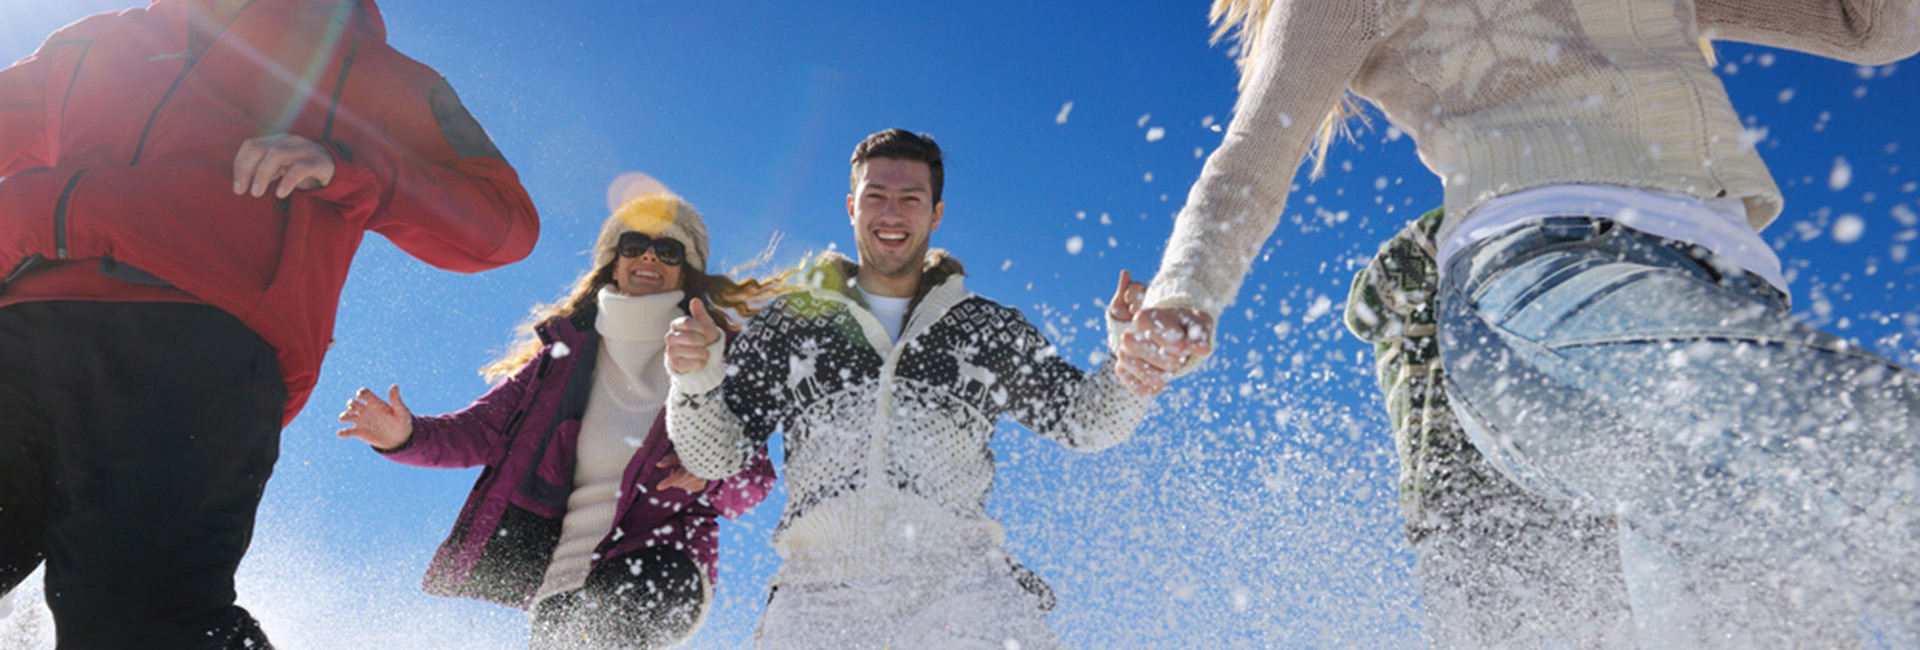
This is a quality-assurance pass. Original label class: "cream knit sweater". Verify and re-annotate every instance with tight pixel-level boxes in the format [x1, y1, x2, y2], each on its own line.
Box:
[1146, 0, 1920, 319]
[534, 288, 681, 602]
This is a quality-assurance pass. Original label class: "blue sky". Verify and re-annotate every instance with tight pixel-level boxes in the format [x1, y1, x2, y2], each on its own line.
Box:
[5, 1, 1919, 647]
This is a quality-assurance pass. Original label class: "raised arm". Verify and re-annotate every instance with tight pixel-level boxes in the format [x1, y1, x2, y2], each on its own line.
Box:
[372, 351, 543, 469]
[1698, 0, 1920, 64]
[318, 41, 539, 272]
[668, 306, 786, 480]
[1138, 0, 1385, 368]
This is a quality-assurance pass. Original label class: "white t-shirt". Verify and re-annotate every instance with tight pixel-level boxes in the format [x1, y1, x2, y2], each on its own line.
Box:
[861, 289, 913, 343]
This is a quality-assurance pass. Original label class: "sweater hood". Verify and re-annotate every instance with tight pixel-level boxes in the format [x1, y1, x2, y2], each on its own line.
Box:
[161, 0, 387, 40]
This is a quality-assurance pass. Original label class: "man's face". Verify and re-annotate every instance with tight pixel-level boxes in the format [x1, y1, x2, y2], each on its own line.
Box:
[847, 157, 944, 287]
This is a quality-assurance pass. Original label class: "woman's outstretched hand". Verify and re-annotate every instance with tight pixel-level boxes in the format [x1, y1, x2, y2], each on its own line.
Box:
[666, 298, 722, 374]
[337, 384, 415, 451]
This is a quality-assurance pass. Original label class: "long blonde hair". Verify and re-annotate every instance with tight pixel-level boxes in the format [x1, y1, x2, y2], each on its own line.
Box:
[479, 243, 795, 383]
[1208, 0, 1716, 180]
[1209, 0, 1361, 180]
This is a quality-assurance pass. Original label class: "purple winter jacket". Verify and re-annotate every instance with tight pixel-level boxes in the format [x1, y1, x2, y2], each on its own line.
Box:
[382, 306, 775, 608]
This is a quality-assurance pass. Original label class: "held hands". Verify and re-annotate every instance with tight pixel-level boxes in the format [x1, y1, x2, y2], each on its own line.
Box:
[1107, 269, 1147, 324]
[233, 133, 335, 199]
[666, 298, 722, 374]
[1109, 269, 1168, 398]
[1111, 270, 1214, 397]
[337, 385, 415, 451]
[654, 451, 709, 493]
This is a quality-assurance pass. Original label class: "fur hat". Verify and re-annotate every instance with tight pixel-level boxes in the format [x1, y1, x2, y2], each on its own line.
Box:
[593, 192, 710, 272]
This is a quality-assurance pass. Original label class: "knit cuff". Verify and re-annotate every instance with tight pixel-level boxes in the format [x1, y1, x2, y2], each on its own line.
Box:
[1106, 315, 1129, 355]
[670, 336, 728, 393]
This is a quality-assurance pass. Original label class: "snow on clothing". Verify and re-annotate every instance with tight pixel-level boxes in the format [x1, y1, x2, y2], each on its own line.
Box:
[536, 287, 683, 602]
[667, 251, 1149, 611]
[1152, 0, 1920, 642]
[380, 303, 775, 608]
[1347, 209, 1633, 649]
[531, 547, 707, 650]
[1441, 219, 1897, 646]
[1351, 211, 1866, 648]
[0, 0, 541, 424]
[753, 569, 1064, 650]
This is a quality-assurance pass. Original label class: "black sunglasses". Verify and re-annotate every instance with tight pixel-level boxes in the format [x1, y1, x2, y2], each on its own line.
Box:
[616, 231, 687, 266]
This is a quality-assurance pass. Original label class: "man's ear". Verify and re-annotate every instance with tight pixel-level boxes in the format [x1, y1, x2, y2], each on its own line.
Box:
[931, 201, 944, 232]
[847, 193, 856, 223]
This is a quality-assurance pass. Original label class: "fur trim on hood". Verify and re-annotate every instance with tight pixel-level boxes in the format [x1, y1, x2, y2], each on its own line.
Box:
[805, 249, 965, 310]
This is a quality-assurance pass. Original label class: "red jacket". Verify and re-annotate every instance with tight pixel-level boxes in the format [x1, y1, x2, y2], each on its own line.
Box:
[0, 0, 539, 423]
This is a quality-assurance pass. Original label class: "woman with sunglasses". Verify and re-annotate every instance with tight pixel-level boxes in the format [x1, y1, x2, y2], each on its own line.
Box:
[337, 192, 786, 649]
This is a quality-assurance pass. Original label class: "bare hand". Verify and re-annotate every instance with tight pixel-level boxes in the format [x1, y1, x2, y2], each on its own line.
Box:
[654, 451, 710, 493]
[337, 385, 414, 451]
[1107, 269, 1147, 323]
[666, 298, 723, 374]
[233, 133, 336, 199]
[1115, 307, 1215, 397]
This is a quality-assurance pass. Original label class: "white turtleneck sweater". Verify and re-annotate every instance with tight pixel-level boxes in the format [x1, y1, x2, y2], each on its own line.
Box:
[534, 287, 683, 603]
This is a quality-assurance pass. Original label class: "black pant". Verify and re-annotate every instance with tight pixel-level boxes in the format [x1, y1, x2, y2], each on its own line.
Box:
[530, 547, 707, 650]
[0, 302, 284, 649]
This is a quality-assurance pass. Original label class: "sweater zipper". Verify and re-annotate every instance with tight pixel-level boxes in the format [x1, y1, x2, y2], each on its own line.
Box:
[126, 56, 197, 167]
[51, 170, 89, 258]
[861, 284, 950, 491]
[129, 1, 257, 166]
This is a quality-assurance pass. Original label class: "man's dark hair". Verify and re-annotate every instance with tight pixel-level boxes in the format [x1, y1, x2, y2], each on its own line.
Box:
[849, 128, 944, 204]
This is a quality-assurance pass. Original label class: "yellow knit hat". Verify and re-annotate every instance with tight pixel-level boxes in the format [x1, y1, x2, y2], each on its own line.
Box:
[591, 192, 710, 272]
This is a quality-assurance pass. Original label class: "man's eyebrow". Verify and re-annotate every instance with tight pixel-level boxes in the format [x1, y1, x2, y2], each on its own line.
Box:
[863, 181, 929, 194]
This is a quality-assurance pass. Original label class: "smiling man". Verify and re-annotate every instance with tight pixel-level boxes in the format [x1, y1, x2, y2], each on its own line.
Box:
[663, 128, 1161, 648]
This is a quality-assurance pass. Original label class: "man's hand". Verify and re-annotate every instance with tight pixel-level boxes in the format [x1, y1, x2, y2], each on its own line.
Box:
[1107, 269, 1147, 324]
[654, 451, 710, 493]
[233, 133, 336, 199]
[337, 385, 414, 451]
[666, 298, 722, 374]
[1114, 306, 1214, 397]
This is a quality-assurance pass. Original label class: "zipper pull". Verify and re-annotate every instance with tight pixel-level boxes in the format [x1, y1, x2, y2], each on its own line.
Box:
[147, 50, 192, 62]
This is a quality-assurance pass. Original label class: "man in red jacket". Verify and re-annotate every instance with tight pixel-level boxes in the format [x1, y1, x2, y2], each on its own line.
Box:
[0, 0, 540, 647]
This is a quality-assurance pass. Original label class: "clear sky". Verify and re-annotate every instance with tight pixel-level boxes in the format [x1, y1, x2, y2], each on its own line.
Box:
[4, 0, 1918, 647]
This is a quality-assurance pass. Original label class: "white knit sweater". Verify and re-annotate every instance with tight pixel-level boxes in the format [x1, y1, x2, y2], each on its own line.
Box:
[1147, 0, 1920, 320]
[668, 262, 1149, 586]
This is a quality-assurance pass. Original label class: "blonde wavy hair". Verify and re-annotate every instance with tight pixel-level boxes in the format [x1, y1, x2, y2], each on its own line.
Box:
[1208, 0, 1717, 179]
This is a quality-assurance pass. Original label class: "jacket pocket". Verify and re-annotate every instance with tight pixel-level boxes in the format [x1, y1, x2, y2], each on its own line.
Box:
[62, 164, 288, 297]
[0, 168, 66, 268]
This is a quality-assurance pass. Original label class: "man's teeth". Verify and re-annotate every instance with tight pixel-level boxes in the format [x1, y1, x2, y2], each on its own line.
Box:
[877, 232, 907, 241]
